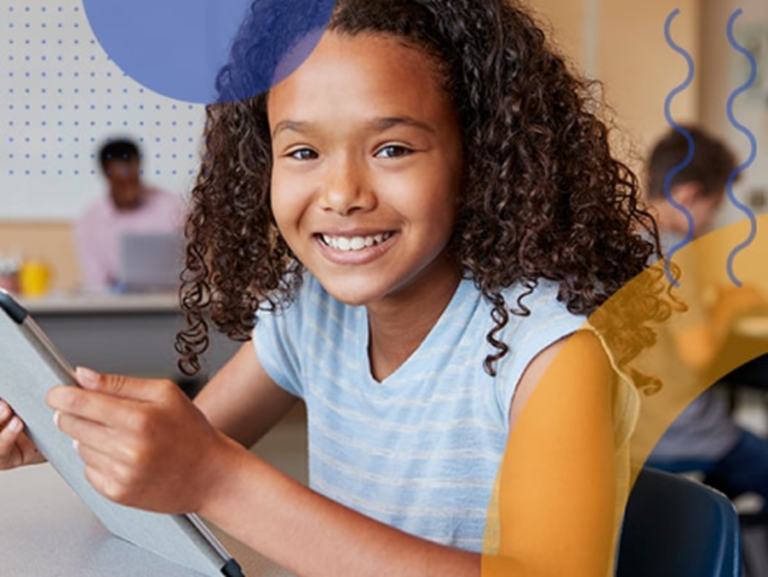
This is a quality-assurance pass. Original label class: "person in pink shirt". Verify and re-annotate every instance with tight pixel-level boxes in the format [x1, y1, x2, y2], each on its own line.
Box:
[74, 139, 186, 291]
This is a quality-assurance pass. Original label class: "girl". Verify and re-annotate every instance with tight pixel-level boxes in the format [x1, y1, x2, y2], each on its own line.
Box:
[2, 0, 665, 575]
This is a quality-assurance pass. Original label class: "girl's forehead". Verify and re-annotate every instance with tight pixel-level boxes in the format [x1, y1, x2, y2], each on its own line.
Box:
[267, 32, 452, 128]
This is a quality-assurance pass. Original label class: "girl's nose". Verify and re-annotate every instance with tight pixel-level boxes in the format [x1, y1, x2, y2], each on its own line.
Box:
[318, 158, 376, 216]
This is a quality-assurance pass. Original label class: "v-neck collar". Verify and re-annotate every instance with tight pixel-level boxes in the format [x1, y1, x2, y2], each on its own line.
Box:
[358, 278, 474, 390]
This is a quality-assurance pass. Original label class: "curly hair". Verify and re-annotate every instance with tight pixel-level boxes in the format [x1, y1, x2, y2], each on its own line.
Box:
[177, 0, 668, 387]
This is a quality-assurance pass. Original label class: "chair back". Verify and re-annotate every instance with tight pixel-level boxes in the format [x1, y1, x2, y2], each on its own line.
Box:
[616, 467, 741, 577]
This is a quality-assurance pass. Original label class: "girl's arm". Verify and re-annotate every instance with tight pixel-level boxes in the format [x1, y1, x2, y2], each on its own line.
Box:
[487, 330, 617, 577]
[46, 331, 616, 577]
[193, 342, 298, 448]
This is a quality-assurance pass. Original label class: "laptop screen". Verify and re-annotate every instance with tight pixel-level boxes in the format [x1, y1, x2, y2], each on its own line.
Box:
[116, 232, 184, 293]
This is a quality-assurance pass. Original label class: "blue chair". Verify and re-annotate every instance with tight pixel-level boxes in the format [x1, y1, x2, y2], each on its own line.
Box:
[616, 467, 741, 577]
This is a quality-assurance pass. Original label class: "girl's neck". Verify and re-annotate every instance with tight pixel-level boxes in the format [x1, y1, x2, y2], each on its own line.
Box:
[365, 257, 462, 382]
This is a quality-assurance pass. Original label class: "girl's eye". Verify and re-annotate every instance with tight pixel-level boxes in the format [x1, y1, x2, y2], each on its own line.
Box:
[376, 145, 412, 159]
[289, 148, 318, 161]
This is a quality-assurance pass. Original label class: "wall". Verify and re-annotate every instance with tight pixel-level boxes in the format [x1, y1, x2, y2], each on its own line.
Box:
[700, 0, 768, 224]
[535, 0, 700, 167]
[599, 0, 700, 155]
[0, 0, 203, 221]
[697, 0, 768, 286]
[528, 0, 585, 71]
[0, 0, 199, 292]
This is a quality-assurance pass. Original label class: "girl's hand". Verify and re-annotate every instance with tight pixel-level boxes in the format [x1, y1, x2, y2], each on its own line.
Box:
[0, 400, 46, 470]
[46, 367, 236, 514]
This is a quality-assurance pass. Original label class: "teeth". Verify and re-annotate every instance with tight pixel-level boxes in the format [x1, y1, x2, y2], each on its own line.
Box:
[322, 233, 391, 251]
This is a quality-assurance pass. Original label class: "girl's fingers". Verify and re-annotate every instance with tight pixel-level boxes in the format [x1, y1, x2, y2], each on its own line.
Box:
[0, 400, 13, 427]
[56, 411, 135, 463]
[15, 432, 46, 465]
[0, 416, 24, 469]
[47, 386, 144, 432]
[0, 415, 23, 440]
[76, 442, 121, 478]
[76, 368, 174, 404]
[83, 465, 124, 504]
[1, 416, 46, 468]
[78, 444, 138, 506]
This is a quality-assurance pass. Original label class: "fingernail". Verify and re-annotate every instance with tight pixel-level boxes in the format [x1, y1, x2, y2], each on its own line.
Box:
[8, 417, 21, 433]
[76, 367, 98, 387]
[72, 439, 79, 452]
[53, 410, 61, 428]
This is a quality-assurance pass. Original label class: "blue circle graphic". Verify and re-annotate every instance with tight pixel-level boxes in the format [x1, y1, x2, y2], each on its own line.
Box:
[82, 0, 336, 104]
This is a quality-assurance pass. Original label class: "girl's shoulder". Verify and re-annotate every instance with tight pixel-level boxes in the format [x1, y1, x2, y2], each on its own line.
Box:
[493, 280, 588, 372]
[456, 278, 592, 427]
[495, 278, 586, 341]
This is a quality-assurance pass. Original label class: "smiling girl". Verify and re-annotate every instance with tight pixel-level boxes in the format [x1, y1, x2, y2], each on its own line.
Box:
[2, 1, 664, 575]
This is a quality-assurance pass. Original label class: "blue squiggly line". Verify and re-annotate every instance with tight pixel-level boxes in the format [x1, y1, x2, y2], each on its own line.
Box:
[725, 8, 758, 288]
[663, 8, 695, 287]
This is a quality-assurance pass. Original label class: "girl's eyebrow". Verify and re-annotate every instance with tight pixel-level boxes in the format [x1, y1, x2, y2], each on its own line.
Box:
[366, 116, 436, 134]
[272, 120, 312, 139]
[272, 116, 435, 139]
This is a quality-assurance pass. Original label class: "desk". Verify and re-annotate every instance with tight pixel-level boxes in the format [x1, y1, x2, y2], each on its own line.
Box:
[20, 292, 241, 382]
[727, 309, 768, 386]
[715, 311, 768, 413]
[0, 464, 294, 576]
[734, 313, 768, 340]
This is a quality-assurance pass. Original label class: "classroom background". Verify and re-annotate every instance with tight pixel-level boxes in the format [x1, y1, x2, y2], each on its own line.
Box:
[0, 0, 767, 293]
[1, 0, 768, 574]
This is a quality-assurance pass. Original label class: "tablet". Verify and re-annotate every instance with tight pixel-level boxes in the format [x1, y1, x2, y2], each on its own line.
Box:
[0, 289, 244, 577]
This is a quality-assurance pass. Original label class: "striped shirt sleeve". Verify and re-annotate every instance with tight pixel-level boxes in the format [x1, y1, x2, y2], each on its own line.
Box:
[252, 290, 306, 399]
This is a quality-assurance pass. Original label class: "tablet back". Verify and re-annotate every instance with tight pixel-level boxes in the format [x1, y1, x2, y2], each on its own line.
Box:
[0, 290, 243, 577]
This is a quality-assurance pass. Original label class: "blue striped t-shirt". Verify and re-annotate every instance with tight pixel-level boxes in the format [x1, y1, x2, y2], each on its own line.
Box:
[253, 274, 587, 552]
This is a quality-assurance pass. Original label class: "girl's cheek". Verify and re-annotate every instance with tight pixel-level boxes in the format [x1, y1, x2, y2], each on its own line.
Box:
[270, 188, 305, 237]
[273, 176, 314, 208]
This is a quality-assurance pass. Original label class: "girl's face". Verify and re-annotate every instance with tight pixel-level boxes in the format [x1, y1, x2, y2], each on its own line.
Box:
[267, 32, 463, 308]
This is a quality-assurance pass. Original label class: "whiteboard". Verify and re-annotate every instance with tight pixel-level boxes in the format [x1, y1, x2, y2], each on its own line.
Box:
[0, 0, 207, 221]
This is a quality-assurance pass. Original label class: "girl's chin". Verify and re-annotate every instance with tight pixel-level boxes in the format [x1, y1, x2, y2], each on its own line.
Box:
[313, 274, 393, 307]
[322, 283, 382, 307]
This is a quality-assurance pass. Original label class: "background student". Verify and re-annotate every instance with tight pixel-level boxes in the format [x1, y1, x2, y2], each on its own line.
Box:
[75, 138, 185, 291]
[644, 125, 768, 509]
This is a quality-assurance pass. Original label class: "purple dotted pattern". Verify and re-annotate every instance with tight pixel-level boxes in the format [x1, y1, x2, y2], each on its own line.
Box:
[0, 1, 205, 219]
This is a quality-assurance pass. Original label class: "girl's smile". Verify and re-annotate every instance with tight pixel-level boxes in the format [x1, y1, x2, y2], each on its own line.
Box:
[267, 31, 463, 309]
[314, 229, 396, 265]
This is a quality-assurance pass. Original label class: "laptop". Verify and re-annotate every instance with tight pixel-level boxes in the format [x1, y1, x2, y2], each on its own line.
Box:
[116, 231, 185, 293]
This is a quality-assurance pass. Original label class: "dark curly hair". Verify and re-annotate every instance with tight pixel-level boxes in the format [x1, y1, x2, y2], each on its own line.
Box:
[177, 0, 668, 388]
